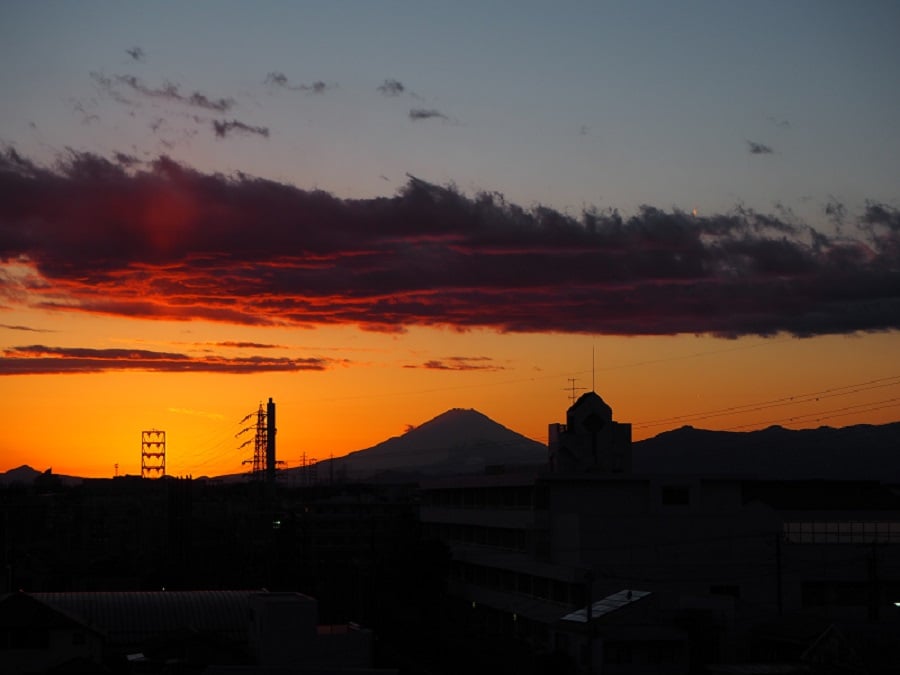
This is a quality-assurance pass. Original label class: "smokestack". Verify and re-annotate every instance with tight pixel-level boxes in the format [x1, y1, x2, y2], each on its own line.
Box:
[266, 397, 276, 483]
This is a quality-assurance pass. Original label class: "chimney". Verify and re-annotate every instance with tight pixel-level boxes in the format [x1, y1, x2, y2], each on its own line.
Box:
[266, 397, 276, 483]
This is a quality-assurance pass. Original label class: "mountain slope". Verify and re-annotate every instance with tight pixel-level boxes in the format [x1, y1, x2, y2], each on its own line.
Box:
[322, 408, 547, 479]
[0, 465, 83, 486]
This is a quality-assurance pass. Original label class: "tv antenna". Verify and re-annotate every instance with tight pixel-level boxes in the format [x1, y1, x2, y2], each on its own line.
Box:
[564, 378, 587, 404]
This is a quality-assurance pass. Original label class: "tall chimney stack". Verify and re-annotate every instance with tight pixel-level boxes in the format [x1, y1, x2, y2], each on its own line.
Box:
[266, 397, 276, 483]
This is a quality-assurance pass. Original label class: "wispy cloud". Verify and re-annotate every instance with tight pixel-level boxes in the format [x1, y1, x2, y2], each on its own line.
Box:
[126, 46, 145, 62]
[92, 71, 235, 112]
[404, 356, 505, 371]
[0, 323, 56, 333]
[265, 72, 334, 94]
[212, 120, 270, 139]
[208, 341, 285, 349]
[1, 149, 898, 338]
[0, 344, 330, 375]
[377, 79, 405, 96]
[409, 108, 447, 121]
[747, 140, 774, 155]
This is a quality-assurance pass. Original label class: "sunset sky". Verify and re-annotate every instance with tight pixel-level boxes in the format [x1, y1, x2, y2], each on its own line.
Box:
[1, 2, 898, 478]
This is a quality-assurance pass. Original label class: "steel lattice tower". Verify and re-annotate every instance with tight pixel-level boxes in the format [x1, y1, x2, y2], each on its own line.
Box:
[240, 403, 267, 481]
[141, 430, 166, 478]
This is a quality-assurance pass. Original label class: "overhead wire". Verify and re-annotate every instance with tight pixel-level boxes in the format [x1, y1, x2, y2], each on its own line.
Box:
[633, 374, 900, 430]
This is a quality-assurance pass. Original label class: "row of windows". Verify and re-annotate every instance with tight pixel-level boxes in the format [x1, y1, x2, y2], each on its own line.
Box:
[465, 599, 551, 644]
[451, 561, 580, 605]
[423, 486, 537, 510]
[425, 484, 695, 510]
[784, 521, 900, 543]
[603, 639, 684, 665]
[802, 580, 900, 607]
[426, 523, 528, 552]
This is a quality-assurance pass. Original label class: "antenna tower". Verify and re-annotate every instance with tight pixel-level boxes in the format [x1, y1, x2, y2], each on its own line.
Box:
[141, 430, 166, 478]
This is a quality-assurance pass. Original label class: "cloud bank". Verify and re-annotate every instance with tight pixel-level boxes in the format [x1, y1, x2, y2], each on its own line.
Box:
[1, 149, 898, 338]
[0, 345, 328, 375]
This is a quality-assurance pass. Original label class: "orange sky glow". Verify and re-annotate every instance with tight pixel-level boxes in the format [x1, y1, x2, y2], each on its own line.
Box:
[2, 312, 897, 478]
[2, 5, 899, 479]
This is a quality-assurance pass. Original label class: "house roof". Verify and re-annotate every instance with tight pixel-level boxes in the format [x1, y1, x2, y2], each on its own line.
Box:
[560, 589, 651, 623]
[33, 590, 268, 646]
[0, 592, 90, 631]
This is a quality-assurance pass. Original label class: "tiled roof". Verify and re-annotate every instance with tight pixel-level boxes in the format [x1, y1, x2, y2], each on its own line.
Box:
[33, 590, 262, 646]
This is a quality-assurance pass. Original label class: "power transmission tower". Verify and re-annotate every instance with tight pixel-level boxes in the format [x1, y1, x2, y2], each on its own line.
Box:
[141, 430, 166, 479]
[238, 403, 267, 481]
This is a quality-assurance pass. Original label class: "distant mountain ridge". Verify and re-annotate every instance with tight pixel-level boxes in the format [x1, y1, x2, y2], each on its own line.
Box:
[4, 414, 899, 484]
[632, 422, 900, 481]
[0, 465, 82, 486]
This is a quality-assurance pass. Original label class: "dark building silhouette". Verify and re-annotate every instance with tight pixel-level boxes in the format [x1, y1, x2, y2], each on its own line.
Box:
[420, 392, 900, 673]
[1, 589, 384, 674]
[549, 392, 631, 473]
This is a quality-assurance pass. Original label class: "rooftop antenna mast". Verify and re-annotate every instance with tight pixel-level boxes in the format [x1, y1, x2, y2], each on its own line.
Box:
[564, 378, 587, 404]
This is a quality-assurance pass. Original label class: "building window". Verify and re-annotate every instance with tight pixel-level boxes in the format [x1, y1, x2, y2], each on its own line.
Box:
[661, 485, 690, 506]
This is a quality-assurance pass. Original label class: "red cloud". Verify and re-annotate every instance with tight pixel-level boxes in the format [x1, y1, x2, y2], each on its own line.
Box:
[1, 150, 898, 338]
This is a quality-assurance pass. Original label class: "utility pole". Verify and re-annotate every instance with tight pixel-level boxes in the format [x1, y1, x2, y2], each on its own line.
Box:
[868, 541, 879, 622]
[775, 534, 783, 616]
[585, 571, 595, 674]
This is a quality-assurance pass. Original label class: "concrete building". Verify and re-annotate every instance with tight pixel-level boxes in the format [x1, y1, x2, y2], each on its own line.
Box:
[549, 391, 632, 474]
[419, 391, 900, 673]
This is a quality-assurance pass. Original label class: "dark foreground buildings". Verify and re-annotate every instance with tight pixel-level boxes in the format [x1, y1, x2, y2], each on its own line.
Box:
[419, 392, 900, 673]
[2, 391, 900, 673]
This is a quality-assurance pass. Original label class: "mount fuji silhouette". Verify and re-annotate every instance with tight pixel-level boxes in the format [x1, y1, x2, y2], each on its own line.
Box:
[304, 408, 547, 481]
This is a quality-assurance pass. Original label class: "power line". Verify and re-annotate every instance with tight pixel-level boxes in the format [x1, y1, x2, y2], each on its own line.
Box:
[633, 374, 900, 429]
[722, 396, 900, 431]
